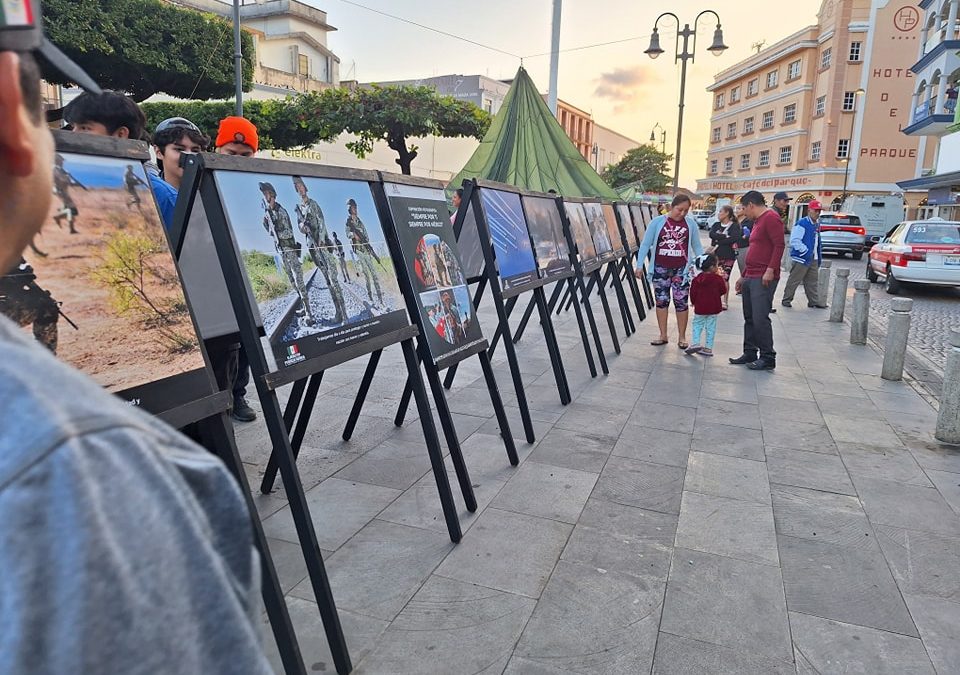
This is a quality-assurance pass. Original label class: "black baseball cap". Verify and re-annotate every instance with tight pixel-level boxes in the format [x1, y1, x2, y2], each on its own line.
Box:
[0, 0, 101, 94]
[773, 191, 791, 201]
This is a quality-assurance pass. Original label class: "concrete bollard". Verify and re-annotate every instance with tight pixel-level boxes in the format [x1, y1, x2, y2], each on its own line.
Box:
[935, 329, 960, 444]
[830, 268, 850, 322]
[817, 260, 832, 306]
[850, 279, 870, 345]
[881, 298, 913, 381]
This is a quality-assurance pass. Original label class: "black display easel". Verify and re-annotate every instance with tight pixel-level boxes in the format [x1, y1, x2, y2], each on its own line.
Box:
[372, 173, 520, 467]
[613, 202, 648, 325]
[438, 179, 574, 410]
[178, 155, 485, 675]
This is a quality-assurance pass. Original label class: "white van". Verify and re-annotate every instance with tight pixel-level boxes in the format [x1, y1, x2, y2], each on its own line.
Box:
[840, 195, 905, 246]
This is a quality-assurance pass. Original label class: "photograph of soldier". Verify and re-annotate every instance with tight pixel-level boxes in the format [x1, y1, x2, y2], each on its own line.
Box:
[332, 231, 349, 282]
[414, 241, 437, 290]
[214, 171, 407, 366]
[0, 258, 60, 353]
[564, 202, 599, 268]
[522, 195, 571, 279]
[52, 153, 86, 234]
[123, 164, 148, 212]
[584, 202, 613, 256]
[0, 152, 205, 394]
[414, 234, 465, 292]
[420, 289, 467, 346]
[602, 203, 625, 256]
[345, 198, 384, 304]
[259, 181, 317, 327]
[293, 176, 346, 324]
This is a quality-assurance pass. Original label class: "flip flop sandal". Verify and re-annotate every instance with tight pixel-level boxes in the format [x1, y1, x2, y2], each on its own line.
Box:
[678, 341, 689, 350]
[650, 339, 669, 346]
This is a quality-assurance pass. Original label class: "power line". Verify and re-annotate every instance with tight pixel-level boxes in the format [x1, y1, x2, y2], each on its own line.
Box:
[331, 0, 521, 59]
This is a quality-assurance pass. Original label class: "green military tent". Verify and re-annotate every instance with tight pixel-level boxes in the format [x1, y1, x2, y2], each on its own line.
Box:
[448, 66, 620, 199]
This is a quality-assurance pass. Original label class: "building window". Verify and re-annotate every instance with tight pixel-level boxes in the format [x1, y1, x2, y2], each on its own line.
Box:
[730, 86, 741, 103]
[715, 92, 725, 109]
[482, 98, 493, 113]
[815, 95, 826, 117]
[743, 116, 754, 134]
[761, 110, 774, 130]
[783, 103, 797, 123]
[766, 69, 778, 89]
[724, 156, 734, 173]
[758, 149, 771, 167]
[849, 41, 862, 62]
[811, 141, 822, 161]
[778, 146, 793, 164]
[709, 159, 718, 175]
[740, 153, 751, 170]
[820, 47, 832, 70]
[727, 122, 737, 139]
[712, 127, 721, 143]
[747, 78, 759, 97]
[298, 53, 309, 76]
[842, 91, 857, 111]
[837, 138, 850, 159]
[787, 59, 802, 80]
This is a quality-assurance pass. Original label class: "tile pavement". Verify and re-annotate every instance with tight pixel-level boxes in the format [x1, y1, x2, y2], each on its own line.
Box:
[235, 279, 960, 674]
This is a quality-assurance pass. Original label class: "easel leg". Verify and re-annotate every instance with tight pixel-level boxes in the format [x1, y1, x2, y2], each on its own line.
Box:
[400, 339, 466, 541]
[579, 274, 610, 375]
[199, 413, 307, 675]
[488, 295, 518, 357]
[566, 272, 596, 313]
[566, 275, 597, 377]
[343, 349, 382, 440]
[478, 349, 520, 465]
[609, 263, 635, 335]
[394, 378, 413, 427]
[595, 271, 621, 354]
[624, 260, 647, 322]
[494, 302, 536, 444]
[534, 286, 571, 404]
[556, 284, 572, 315]
[289, 373, 324, 457]
[512, 295, 538, 343]
[261, 377, 309, 494]
[260, 392, 352, 674]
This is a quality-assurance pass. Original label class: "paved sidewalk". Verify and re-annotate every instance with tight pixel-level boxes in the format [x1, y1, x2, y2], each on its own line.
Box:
[236, 278, 960, 674]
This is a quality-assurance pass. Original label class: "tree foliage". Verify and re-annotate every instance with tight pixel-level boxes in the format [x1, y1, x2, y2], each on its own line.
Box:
[43, 0, 254, 101]
[601, 145, 673, 193]
[142, 85, 492, 174]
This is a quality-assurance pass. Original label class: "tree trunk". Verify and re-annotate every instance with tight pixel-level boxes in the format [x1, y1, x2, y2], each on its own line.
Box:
[388, 132, 418, 175]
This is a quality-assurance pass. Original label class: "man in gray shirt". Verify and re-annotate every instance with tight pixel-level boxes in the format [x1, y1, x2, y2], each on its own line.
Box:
[0, 52, 272, 674]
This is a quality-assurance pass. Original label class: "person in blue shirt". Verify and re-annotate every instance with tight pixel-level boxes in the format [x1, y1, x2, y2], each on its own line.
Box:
[63, 91, 179, 229]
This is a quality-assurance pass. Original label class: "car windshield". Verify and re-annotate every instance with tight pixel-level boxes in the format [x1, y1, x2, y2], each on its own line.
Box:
[819, 215, 861, 226]
[905, 223, 960, 244]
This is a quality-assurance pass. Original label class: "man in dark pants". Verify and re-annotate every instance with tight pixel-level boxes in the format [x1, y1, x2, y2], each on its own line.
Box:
[730, 191, 785, 370]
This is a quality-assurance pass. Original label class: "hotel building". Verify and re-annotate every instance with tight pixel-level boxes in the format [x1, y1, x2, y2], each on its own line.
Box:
[697, 0, 935, 213]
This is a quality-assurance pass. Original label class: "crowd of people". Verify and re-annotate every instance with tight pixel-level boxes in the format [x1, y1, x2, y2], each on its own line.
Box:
[635, 190, 828, 371]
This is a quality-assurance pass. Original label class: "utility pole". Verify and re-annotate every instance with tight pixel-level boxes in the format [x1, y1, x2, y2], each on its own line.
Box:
[547, 0, 562, 115]
[233, 0, 243, 116]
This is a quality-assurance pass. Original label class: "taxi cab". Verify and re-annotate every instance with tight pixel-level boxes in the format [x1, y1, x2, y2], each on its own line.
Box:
[866, 218, 960, 294]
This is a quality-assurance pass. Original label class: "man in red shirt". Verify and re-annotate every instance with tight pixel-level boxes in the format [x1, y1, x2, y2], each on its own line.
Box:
[729, 191, 784, 370]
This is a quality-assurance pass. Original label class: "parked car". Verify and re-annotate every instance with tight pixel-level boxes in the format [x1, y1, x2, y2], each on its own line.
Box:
[819, 212, 867, 259]
[691, 209, 713, 230]
[867, 218, 960, 294]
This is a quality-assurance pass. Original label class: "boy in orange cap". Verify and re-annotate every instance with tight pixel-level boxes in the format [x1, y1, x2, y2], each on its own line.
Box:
[215, 116, 258, 157]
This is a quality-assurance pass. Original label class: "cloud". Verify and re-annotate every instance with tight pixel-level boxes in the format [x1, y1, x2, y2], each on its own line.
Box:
[594, 66, 659, 113]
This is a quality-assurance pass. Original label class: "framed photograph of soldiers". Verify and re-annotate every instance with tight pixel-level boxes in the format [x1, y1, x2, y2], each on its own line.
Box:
[563, 201, 601, 274]
[212, 170, 409, 373]
[629, 203, 647, 238]
[583, 202, 615, 263]
[0, 134, 212, 415]
[601, 203, 627, 258]
[616, 203, 639, 253]
[521, 194, 573, 280]
[381, 180, 486, 368]
[475, 186, 542, 296]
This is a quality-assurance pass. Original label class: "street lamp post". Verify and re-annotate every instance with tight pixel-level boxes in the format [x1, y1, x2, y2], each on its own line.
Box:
[650, 122, 666, 155]
[645, 11, 728, 194]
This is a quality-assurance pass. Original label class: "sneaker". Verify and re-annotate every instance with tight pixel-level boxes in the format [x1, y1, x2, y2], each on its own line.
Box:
[684, 345, 703, 355]
[746, 359, 776, 371]
[781, 299, 792, 307]
[232, 397, 257, 422]
[729, 354, 758, 365]
[699, 348, 714, 357]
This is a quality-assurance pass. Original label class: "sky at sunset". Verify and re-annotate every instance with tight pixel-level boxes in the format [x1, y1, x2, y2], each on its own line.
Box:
[317, 0, 825, 188]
